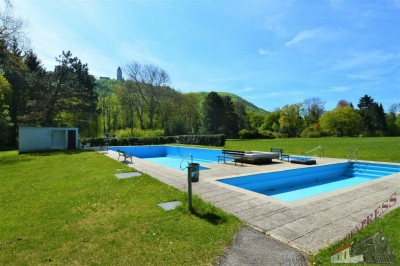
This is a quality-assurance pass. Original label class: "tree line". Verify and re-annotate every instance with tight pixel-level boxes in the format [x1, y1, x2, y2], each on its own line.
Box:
[0, 5, 97, 147]
[1, 4, 399, 148]
[97, 71, 400, 140]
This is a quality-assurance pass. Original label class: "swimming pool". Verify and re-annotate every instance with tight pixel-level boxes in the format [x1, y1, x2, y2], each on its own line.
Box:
[109, 145, 222, 170]
[218, 162, 400, 202]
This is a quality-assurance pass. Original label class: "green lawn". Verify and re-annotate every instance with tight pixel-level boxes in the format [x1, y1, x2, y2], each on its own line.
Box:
[0, 150, 242, 265]
[224, 137, 400, 163]
[1, 137, 399, 265]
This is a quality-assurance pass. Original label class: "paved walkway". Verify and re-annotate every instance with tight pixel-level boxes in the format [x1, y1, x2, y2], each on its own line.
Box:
[102, 149, 400, 254]
[217, 227, 308, 266]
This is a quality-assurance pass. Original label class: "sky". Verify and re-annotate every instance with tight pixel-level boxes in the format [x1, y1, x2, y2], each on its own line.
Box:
[8, 0, 400, 112]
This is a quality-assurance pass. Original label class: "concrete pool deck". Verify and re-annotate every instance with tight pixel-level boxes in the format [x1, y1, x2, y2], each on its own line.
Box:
[103, 150, 400, 253]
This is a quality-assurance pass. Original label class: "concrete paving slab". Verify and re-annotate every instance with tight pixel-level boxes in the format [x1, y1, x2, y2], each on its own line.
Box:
[158, 201, 182, 211]
[217, 227, 308, 266]
[114, 172, 142, 179]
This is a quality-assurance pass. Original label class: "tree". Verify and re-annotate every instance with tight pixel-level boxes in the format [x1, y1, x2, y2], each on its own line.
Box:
[124, 61, 169, 129]
[357, 95, 375, 135]
[182, 93, 201, 134]
[248, 112, 265, 130]
[302, 97, 325, 126]
[24, 50, 45, 76]
[319, 106, 362, 136]
[0, 4, 27, 52]
[29, 51, 98, 130]
[158, 87, 183, 135]
[234, 101, 249, 130]
[279, 103, 303, 137]
[202, 91, 224, 134]
[0, 73, 12, 145]
[373, 103, 387, 134]
[387, 103, 400, 136]
[357, 95, 387, 136]
[2, 40, 30, 142]
[261, 110, 280, 131]
[96, 79, 120, 133]
[337, 100, 353, 108]
[221, 95, 239, 138]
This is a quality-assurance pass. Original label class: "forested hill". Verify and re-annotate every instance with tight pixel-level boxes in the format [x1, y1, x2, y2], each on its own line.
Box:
[191, 92, 268, 115]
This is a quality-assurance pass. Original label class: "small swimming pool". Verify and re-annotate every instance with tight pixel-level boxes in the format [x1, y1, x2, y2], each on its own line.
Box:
[218, 162, 400, 202]
[109, 145, 222, 171]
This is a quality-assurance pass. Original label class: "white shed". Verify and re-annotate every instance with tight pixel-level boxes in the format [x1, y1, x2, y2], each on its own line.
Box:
[19, 127, 79, 153]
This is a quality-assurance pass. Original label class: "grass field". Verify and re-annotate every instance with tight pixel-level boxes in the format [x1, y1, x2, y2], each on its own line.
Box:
[1, 137, 399, 265]
[0, 150, 242, 265]
[224, 137, 400, 163]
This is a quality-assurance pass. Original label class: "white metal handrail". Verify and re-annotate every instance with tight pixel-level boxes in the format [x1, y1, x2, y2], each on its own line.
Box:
[305, 146, 324, 159]
[180, 153, 193, 170]
[347, 147, 358, 162]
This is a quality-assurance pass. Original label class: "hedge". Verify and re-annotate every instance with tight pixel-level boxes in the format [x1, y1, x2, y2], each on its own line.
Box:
[80, 134, 226, 147]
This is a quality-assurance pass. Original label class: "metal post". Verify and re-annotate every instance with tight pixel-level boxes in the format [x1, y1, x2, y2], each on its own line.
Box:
[187, 165, 193, 211]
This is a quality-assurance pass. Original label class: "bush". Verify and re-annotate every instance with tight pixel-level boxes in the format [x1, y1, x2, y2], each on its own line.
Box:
[114, 128, 164, 138]
[301, 127, 323, 138]
[176, 134, 226, 146]
[238, 129, 276, 140]
[238, 129, 257, 139]
[258, 130, 276, 139]
[79, 134, 225, 147]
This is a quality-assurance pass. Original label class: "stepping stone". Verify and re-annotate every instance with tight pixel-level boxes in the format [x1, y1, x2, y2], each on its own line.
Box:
[114, 172, 142, 179]
[158, 201, 182, 211]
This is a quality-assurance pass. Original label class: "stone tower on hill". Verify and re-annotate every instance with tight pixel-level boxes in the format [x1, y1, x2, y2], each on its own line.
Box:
[117, 67, 123, 81]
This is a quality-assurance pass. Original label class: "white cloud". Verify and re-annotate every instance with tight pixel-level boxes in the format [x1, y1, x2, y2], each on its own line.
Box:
[264, 13, 287, 36]
[332, 51, 396, 71]
[330, 86, 351, 92]
[258, 48, 267, 55]
[206, 77, 242, 82]
[326, 0, 344, 9]
[285, 27, 324, 47]
[237, 87, 254, 93]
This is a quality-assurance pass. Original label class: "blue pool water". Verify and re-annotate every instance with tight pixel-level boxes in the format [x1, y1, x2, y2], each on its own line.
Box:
[109, 145, 222, 171]
[218, 162, 400, 202]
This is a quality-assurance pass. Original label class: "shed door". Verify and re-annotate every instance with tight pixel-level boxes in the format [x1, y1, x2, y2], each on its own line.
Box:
[68, 130, 76, 149]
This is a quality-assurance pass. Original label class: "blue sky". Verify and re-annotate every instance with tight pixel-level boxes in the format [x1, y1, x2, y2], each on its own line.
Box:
[10, 0, 400, 112]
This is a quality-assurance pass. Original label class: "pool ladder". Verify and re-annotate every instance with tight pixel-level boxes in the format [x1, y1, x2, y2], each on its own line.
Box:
[180, 153, 193, 170]
[347, 147, 358, 162]
[305, 146, 324, 159]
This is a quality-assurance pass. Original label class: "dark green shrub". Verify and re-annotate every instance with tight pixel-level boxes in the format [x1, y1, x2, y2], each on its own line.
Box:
[79, 134, 225, 147]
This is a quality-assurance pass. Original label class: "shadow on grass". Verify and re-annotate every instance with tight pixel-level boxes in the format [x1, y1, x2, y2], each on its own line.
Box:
[190, 208, 228, 225]
[25, 149, 93, 157]
[0, 155, 33, 166]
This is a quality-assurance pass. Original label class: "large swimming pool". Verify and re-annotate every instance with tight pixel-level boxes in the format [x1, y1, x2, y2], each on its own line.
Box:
[109, 145, 222, 170]
[218, 162, 400, 202]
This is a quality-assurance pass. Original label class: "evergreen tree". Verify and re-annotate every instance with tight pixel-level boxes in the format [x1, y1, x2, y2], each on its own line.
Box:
[357, 95, 375, 135]
[234, 101, 249, 130]
[222, 95, 239, 138]
[373, 103, 387, 134]
[357, 95, 387, 136]
[34, 51, 98, 130]
[202, 92, 224, 134]
[2, 39, 30, 143]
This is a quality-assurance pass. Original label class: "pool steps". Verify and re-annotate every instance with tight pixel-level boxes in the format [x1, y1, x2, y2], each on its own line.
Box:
[219, 162, 400, 195]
